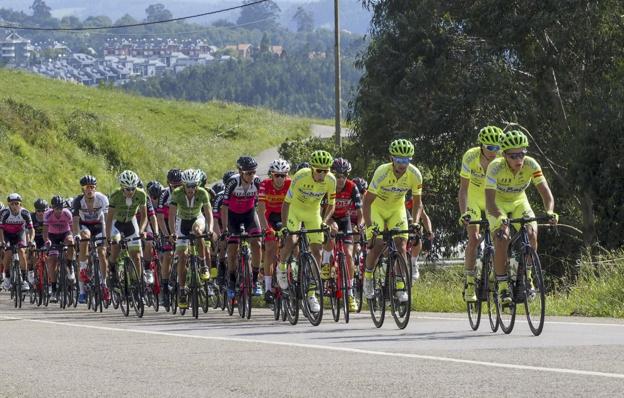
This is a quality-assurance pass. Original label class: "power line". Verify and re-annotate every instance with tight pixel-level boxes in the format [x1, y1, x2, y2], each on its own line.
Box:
[0, 0, 268, 31]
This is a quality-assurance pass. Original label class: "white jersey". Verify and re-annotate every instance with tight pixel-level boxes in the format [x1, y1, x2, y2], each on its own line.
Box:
[71, 192, 109, 225]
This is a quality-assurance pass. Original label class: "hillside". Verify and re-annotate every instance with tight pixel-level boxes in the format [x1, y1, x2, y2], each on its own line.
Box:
[0, 69, 312, 205]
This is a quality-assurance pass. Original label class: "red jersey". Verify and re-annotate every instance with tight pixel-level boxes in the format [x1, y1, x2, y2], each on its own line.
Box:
[333, 179, 362, 219]
[258, 177, 291, 215]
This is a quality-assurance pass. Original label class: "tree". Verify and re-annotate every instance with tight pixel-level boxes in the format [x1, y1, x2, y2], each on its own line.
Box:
[293, 6, 314, 32]
[260, 32, 270, 53]
[212, 19, 235, 28]
[145, 3, 173, 23]
[114, 14, 138, 26]
[237, 0, 281, 31]
[30, 0, 51, 21]
[60, 15, 82, 29]
[82, 15, 113, 28]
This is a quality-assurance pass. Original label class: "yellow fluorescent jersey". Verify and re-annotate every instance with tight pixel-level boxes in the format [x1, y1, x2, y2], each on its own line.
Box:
[485, 156, 546, 201]
[285, 168, 337, 209]
[460, 147, 489, 190]
[369, 163, 423, 207]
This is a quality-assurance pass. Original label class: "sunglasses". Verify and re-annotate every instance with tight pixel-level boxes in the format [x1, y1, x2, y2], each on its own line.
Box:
[484, 145, 500, 152]
[36, 209, 46, 213]
[273, 173, 287, 179]
[242, 170, 256, 175]
[506, 150, 527, 160]
[9, 201, 21, 206]
[185, 184, 198, 189]
[335, 174, 347, 179]
[314, 168, 329, 174]
[123, 187, 136, 192]
[392, 157, 412, 165]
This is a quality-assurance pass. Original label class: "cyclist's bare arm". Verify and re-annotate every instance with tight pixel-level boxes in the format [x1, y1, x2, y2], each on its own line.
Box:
[458, 177, 470, 215]
[362, 191, 377, 227]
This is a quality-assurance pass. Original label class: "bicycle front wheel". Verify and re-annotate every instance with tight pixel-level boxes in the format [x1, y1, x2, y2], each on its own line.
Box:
[338, 253, 349, 324]
[523, 247, 546, 336]
[300, 253, 323, 326]
[126, 258, 144, 318]
[368, 261, 385, 328]
[389, 254, 411, 329]
[483, 252, 499, 333]
[496, 279, 516, 334]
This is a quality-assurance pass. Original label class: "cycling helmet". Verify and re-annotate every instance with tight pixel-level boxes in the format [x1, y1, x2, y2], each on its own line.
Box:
[500, 130, 529, 151]
[63, 197, 73, 208]
[478, 126, 504, 146]
[34, 198, 48, 211]
[211, 182, 225, 194]
[167, 168, 182, 184]
[146, 181, 163, 199]
[181, 168, 201, 186]
[7, 193, 21, 202]
[79, 175, 97, 186]
[296, 162, 310, 171]
[331, 157, 352, 174]
[268, 159, 291, 174]
[236, 156, 258, 171]
[137, 179, 144, 189]
[352, 177, 368, 193]
[197, 169, 208, 187]
[222, 170, 236, 184]
[389, 139, 415, 157]
[309, 150, 333, 168]
[118, 170, 140, 188]
[51, 195, 64, 209]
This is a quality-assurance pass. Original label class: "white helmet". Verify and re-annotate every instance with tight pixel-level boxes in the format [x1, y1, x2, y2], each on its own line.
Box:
[268, 159, 290, 174]
[181, 168, 201, 186]
[118, 170, 140, 188]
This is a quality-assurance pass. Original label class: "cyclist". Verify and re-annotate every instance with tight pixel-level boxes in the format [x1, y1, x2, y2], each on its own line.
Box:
[146, 180, 165, 302]
[72, 175, 110, 303]
[324, 157, 362, 313]
[362, 139, 423, 303]
[197, 169, 214, 278]
[275, 150, 337, 313]
[29, 198, 48, 285]
[167, 169, 213, 309]
[106, 170, 148, 289]
[156, 168, 182, 304]
[221, 157, 263, 298]
[257, 158, 291, 304]
[405, 190, 434, 280]
[0, 193, 35, 292]
[485, 130, 558, 303]
[458, 125, 503, 302]
[43, 195, 76, 301]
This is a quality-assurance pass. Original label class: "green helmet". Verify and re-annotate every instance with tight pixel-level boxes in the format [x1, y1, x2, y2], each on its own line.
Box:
[310, 150, 333, 168]
[388, 139, 414, 157]
[478, 126, 503, 146]
[500, 130, 529, 151]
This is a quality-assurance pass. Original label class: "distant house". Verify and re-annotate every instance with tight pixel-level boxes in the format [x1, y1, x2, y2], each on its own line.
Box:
[270, 45, 284, 57]
[69, 53, 96, 69]
[1, 32, 34, 65]
[224, 43, 252, 59]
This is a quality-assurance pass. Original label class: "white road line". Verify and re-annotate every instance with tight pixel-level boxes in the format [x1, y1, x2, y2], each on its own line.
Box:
[3, 315, 624, 380]
[415, 315, 624, 327]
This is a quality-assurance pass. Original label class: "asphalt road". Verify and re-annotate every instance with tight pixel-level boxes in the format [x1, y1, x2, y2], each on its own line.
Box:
[1, 294, 623, 397]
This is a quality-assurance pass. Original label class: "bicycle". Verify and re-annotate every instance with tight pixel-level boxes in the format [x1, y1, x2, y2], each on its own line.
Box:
[495, 215, 554, 336]
[177, 233, 212, 319]
[465, 219, 498, 332]
[226, 226, 264, 320]
[31, 248, 49, 307]
[110, 236, 144, 318]
[351, 228, 367, 313]
[281, 226, 327, 326]
[84, 236, 107, 313]
[48, 243, 78, 309]
[327, 230, 359, 323]
[4, 243, 26, 309]
[367, 227, 414, 329]
[142, 236, 161, 313]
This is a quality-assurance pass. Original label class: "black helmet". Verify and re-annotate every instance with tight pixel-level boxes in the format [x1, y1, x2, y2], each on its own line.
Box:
[222, 170, 236, 184]
[34, 198, 48, 211]
[211, 182, 225, 194]
[137, 179, 144, 189]
[146, 180, 163, 199]
[236, 156, 258, 171]
[296, 162, 310, 171]
[167, 168, 182, 184]
[352, 177, 368, 193]
[331, 157, 352, 174]
[80, 175, 97, 186]
[51, 195, 64, 209]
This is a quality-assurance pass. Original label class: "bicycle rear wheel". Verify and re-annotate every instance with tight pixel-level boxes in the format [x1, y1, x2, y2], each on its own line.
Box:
[389, 254, 411, 329]
[483, 252, 499, 332]
[300, 253, 323, 326]
[368, 260, 386, 328]
[496, 279, 516, 334]
[126, 258, 144, 318]
[338, 253, 349, 324]
[466, 262, 483, 331]
[284, 262, 299, 325]
[42, 264, 50, 307]
[191, 260, 199, 319]
[328, 276, 339, 322]
[523, 247, 546, 336]
[119, 263, 130, 317]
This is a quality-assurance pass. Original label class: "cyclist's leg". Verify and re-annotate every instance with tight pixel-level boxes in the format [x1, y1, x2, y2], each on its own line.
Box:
[263, 212, 281, 297]
[78, 226, 91, 287]
[511, 197, 538, 250]
[176, 218, 192, 290]
[61, 233, 76, 281]
[364, 204, 387, 272]
[488, 203, 512, 300]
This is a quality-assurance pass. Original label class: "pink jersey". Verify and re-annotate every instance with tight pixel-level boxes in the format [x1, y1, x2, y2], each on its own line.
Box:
[44, 208, 73, 234]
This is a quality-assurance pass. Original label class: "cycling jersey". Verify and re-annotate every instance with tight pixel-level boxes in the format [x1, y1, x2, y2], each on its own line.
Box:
[157, 187, 174, 221]
[43, 208, 73, 235]
[485, 156, 545, 202]
[258, 177, 291, 215]
[170, 187, 211, 220]
[108, 188, 147, 222]
[0, 208, 33, 234]
[285, 168, 336, 210]
[460, 147, 489, 190]
[72, 192, 109, 225]
[368, 163, 423, 207]
[333, 179, 361, 219]
[212, 192, 224, 220]
[31, 212, 45, 244]
[223, 174, 261, 214]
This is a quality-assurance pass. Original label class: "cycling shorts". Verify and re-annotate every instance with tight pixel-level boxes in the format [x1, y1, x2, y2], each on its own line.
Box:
[487, 196, 536, 233]
[111, 219, 141, 248]
[175, 215, 206, 248]
[465, 186, 486, 224]
[367, 203, 408, 240]
[227, 210, 260, 244]
[286, 205, 323, 245]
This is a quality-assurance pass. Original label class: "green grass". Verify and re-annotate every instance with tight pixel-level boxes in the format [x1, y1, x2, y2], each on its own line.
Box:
[0, 69, 315, 203]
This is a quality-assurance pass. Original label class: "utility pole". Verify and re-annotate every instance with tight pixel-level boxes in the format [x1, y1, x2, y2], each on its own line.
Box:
[334, 0, 342, 148]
